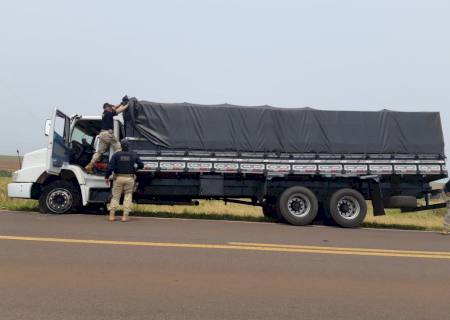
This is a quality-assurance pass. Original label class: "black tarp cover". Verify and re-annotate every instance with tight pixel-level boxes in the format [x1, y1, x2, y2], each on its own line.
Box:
[124, 98, 444, 155]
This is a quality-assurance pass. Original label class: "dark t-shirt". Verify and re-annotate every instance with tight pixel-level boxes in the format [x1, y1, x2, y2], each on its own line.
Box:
[101, 110, 117, 130]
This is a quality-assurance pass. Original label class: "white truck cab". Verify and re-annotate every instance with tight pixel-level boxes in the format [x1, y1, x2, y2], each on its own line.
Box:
[8, 109, 122, 213]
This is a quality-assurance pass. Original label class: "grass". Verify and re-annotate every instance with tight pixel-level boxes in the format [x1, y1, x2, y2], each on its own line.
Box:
[0, 177, 38, 211]
[0, 170, 12, 177]
[0, 176, 446, 231]
[133, 200, 270, 222]
[363, 205, 446, 231]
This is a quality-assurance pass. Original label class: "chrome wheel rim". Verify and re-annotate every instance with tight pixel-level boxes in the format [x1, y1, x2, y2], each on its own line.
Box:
[46, 188, 73, 214]
[336, 196, 360, 220]
[287, 194, 311, 217]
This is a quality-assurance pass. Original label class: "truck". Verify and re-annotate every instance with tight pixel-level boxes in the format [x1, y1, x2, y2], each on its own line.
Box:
[7, 98, 448, 228]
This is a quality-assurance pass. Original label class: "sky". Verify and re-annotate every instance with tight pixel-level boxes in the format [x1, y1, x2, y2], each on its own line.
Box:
[0, 0, 449, 156]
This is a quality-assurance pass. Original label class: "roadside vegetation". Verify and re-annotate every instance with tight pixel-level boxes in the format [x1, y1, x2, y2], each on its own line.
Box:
[133, 200, 270, 222]
[0, 176, 446, 231]
[0, 177, 38, 211]
[363, 205, 446, 231]
[0, 170, 12, 177]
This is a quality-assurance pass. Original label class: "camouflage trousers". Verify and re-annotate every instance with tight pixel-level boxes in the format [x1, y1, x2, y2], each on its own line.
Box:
[110, 174, 135, 214]
[90, 130, 121, 164]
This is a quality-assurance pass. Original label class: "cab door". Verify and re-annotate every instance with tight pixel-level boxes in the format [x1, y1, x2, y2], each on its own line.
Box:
[46, 109, 71, 175]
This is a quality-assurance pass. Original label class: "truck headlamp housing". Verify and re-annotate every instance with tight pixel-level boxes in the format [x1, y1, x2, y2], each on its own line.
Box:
[12, 171, 18, 182]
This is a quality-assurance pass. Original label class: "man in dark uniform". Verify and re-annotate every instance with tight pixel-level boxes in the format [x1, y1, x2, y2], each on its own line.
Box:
[85, 95, 130, 174]
[105, 139, 144, 222]
[443, 181, 450, 235]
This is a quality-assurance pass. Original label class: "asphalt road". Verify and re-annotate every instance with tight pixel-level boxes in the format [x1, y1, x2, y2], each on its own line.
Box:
[0, 211, 449, 320]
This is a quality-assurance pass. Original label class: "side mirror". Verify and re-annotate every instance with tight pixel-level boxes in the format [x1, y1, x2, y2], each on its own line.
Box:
[44, 119, 51, 136]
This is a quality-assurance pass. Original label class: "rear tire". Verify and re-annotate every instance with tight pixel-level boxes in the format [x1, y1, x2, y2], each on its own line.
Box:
[39, 180, 80, 214]
[328, 188, 367, 228]
[277, 186, 318, 226]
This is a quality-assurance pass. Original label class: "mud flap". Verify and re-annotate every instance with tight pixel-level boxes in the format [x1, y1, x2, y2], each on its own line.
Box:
[370, 180, 385, 216]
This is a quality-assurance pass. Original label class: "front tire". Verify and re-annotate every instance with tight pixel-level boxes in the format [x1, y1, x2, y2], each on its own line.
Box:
[327, 188, 367, 228]
[39, 180, 80, 214]
[277, 186, 318, 226]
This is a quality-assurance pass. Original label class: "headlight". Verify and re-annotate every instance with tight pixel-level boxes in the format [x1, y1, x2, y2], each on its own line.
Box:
[12, 171, 18, 182]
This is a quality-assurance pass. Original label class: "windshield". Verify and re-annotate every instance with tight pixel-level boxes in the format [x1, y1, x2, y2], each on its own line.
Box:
[71, 119, 101, 147]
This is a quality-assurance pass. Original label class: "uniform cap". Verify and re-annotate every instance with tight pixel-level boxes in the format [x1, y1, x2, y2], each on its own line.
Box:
[120, 139, 130, 151]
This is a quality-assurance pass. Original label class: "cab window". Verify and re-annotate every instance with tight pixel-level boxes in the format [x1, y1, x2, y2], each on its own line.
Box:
[69, 119, 102, 167]
[71, 120, 101, 146]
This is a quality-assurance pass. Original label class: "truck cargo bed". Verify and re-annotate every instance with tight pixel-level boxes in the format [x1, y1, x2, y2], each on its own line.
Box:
[124, 99, 445, 155]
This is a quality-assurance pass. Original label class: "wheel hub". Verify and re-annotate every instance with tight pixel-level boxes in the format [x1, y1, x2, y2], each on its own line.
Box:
[337, 196, 360, 220]
[287, 195, 311, 217]
[291, 200, 303, 211]
[46, 188, 73, 214]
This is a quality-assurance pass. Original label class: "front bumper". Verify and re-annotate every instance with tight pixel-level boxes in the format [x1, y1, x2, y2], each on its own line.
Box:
[7, 183, 33, 199]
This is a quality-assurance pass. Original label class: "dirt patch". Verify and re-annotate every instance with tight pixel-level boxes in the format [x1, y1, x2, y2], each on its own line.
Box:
[0, 156, 21, 171]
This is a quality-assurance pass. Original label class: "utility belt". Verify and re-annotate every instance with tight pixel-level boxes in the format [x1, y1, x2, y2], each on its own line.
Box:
[114, 173, 136, 178]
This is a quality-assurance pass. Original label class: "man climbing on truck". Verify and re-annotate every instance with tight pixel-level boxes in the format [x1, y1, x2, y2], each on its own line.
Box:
[85, 95, 130, 174]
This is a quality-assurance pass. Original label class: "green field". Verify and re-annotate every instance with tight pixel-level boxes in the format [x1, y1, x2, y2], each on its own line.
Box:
[0, 176, 446, 231]
[0, 177, 38, 211]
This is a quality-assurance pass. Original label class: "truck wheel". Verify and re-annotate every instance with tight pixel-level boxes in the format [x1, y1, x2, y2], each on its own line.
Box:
[328, 188, 367, 228]
[39, 180, 80, 214]
[277, 186, 318, 226]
